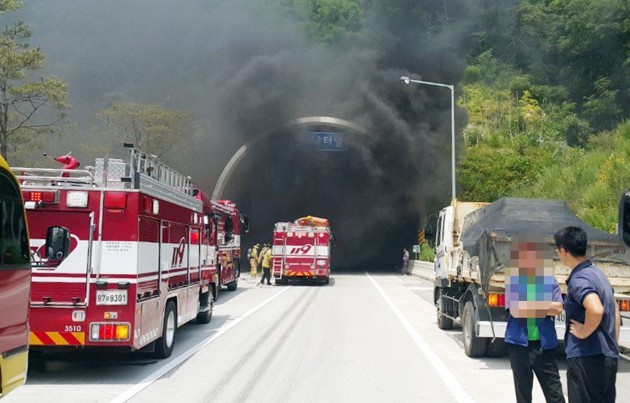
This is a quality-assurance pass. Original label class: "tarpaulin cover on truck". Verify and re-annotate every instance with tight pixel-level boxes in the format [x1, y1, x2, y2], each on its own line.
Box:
[460, 198, 629, 288]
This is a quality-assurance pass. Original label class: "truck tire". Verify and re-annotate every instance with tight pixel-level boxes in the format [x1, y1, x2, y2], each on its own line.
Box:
[196, 292, 213, 324]
[154, 301, 177, 359]
[212, 284, 219, 302]
[436, 289, 454, 330]
[486, 338, 507, 357]
[463, 301, 487, 357]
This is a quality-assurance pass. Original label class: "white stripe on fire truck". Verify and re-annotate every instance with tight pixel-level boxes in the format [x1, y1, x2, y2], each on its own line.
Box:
[32, 273, 204, 283]
[32, 271, 214, 282]
[32, 277, 90, 283]
[163, 269, 188, 277]
[32, 276, 150, 284]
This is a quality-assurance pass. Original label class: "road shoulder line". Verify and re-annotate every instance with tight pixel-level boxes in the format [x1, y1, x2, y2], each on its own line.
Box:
[366, 272, 474, 403]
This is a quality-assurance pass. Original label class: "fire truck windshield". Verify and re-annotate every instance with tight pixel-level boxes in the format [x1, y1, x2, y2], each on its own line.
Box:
[0, 173, 29, 266]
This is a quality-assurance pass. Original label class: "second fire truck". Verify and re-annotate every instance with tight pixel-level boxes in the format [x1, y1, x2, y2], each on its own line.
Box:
[194, 189, 247, 299]
[272, 216, 332, 285]
[14, 146, 248, 358]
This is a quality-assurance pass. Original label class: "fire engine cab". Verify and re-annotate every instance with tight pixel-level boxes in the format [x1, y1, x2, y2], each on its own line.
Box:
[194, 189, 248, 299]
[272, 217, 332, 285]
[14, 145, 247, 358]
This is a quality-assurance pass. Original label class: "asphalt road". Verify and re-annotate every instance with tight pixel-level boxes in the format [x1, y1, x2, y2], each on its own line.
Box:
[6, 272, 630, 403]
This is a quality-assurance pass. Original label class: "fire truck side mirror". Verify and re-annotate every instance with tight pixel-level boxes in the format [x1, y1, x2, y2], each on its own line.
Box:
[240, 215, 250, 234]
[211, 213, 221, 224]
[619, 190, 630, 247]
[45, 226, 71, 261]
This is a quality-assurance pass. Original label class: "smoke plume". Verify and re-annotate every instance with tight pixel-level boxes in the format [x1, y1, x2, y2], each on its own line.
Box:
[16, 0, 483, 269]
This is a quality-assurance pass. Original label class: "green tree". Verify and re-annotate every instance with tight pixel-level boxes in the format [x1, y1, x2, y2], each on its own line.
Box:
[304, 0, 363, 43]
[278, 0, 365, 43]
[514, 0, 629, 128]
[457, 143, 552, 202]
[97, 101, 190, 157]
[582, 77, 623, 132]
[0, 0, 69, 161]
[512, 121, 630, 232]
[457, 51, 593, 202]
[419, 243, 435, 262]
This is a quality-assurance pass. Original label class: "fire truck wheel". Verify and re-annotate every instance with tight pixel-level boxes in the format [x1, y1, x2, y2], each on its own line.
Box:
[212, 284, 219, 302]
[196, 292, 213, 324]
[227, 280, 238, 291]
[155, 301, 177, 359]
[324, 276, 330, 285]
[463, 301, 487, 357]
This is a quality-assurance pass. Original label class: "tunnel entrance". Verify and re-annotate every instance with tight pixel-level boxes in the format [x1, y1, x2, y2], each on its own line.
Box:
[215, 117, 421, 271]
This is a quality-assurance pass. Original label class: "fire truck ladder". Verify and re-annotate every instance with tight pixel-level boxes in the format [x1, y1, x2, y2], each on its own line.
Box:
[210, 200, 236, 215]
[126, 145, 201, 212]
[274, 238, 286, 280]
[12, 167, 95, 189]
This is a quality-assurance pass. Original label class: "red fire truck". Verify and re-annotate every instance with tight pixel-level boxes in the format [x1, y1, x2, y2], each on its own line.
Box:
[272, 217, 332, 285]
[194, 189, 248, 299]
[14, 146, 247, 358]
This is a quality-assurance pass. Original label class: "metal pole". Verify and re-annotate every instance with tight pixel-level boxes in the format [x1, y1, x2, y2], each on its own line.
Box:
[450, 85, 455, 201]
[400, 76, 456, 200]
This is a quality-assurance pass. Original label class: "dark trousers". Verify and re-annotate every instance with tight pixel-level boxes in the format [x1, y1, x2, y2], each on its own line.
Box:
[260, 267, 271, 284]
[507, 342, 565, 403]
[567, 356, 617, 403]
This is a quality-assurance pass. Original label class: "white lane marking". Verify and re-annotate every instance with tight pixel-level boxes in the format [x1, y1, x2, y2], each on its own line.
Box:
[366, 272, 474, 403]
[109, 286, 293, 403]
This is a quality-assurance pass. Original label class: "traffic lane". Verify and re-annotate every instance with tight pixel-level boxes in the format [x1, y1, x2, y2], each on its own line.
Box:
[3, 278, 286, 403]
[403, 274, 630, 402]
[127, 273, 458, 403]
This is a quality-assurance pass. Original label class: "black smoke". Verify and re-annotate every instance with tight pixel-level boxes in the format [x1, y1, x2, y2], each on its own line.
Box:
[16, 0, 482, 269]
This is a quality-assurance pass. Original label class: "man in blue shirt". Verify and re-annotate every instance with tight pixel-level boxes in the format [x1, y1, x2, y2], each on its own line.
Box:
[505, 239, 565, 403]
[554, 226, 620, 402]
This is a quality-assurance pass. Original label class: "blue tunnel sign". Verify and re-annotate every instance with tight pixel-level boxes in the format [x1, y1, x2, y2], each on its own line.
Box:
[306, 131, 347, 151]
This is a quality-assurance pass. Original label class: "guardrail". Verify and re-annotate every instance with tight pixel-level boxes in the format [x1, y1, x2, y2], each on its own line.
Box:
[410, 260, 434, 281]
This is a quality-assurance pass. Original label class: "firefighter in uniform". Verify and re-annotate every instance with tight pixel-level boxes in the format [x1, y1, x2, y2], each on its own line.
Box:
[259, 244, 273, 286]
[257, 243, 268, 269]
[249, 243, 260, 278]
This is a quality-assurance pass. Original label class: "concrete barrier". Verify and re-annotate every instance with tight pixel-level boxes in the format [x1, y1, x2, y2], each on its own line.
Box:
[410, 260, 434, 282]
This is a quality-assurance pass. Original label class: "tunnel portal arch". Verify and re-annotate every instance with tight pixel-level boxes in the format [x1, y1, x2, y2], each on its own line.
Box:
[211, 116, 368, 200]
